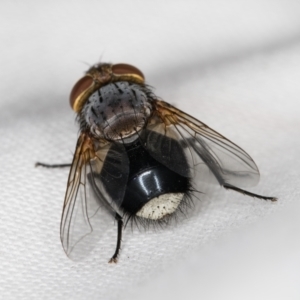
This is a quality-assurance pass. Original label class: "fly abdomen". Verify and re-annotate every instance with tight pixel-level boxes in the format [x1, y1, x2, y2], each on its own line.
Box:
[121, 136, 190, 220]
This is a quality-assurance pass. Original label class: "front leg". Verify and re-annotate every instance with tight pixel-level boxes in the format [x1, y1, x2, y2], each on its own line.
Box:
[35, 162, 72, 168]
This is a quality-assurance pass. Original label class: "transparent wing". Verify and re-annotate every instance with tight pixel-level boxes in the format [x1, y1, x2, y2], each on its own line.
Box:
[143, 99, 260, 189]
[60, 133, 129, 260]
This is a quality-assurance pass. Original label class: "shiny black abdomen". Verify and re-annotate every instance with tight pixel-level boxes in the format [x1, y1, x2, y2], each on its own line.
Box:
[121, 133, 190, 215]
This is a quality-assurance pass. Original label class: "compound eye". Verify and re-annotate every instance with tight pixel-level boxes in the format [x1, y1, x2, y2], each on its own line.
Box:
[69, 75, 93, 110]
[112, 64, 144, 81]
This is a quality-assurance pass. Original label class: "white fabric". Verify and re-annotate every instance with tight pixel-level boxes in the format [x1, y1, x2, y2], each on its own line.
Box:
[0, 1, 300, 299]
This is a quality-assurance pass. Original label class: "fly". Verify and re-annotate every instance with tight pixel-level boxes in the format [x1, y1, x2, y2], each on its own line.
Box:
[36, 62, 276, 263]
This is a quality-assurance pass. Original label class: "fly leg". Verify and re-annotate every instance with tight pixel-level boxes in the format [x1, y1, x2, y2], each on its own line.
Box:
[183, 138, 277, 202]
[87, 173, 125, 263]
[223, 183, 277, 202]
[109, 213, 123, 264]
[35, 162, 72, 168]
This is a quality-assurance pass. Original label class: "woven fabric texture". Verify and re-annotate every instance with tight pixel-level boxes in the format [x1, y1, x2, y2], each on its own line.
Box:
[1, 1, 300, 299]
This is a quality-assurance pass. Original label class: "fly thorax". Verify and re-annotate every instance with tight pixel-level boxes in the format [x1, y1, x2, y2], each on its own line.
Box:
[83, 82, 152, 142]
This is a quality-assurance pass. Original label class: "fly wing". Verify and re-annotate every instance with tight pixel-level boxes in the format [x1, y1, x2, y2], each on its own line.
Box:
[142, 99, 260, 189]
[60, 133, 129, 260]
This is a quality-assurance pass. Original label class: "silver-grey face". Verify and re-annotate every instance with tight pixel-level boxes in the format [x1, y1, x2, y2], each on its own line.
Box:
[83, 81, 152, 142]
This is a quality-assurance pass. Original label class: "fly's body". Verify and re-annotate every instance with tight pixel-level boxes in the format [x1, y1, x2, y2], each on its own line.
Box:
[37, 62, 276, 263]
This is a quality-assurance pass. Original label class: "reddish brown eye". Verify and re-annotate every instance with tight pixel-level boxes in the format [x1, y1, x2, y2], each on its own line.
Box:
[112, 64, 145, 80]
[69, 76, 93, 110]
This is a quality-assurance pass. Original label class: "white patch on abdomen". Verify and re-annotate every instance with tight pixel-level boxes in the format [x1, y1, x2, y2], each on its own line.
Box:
[136, 193, 184, 220]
